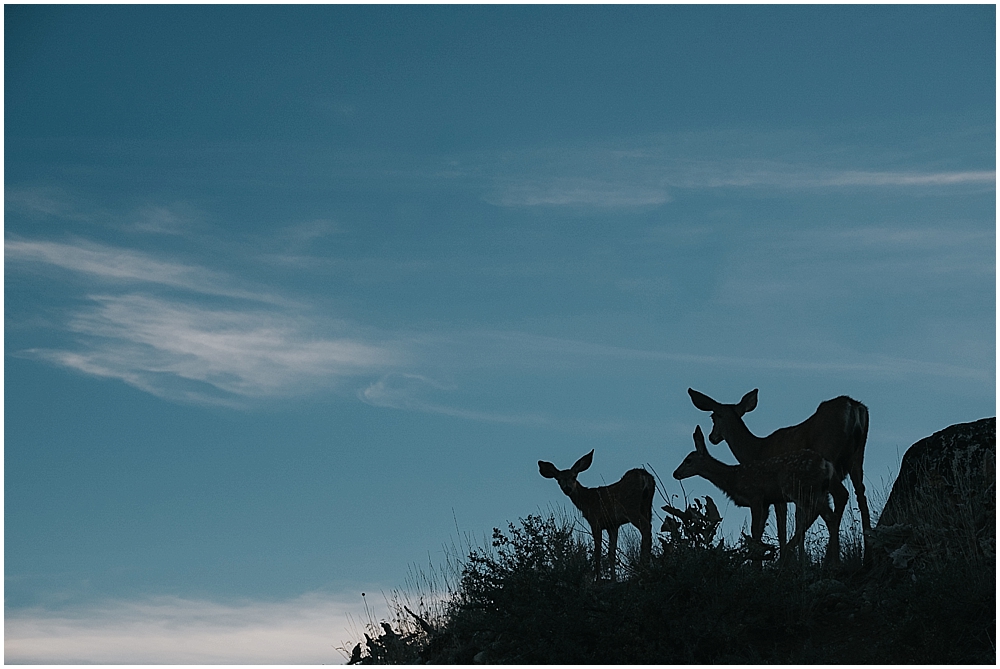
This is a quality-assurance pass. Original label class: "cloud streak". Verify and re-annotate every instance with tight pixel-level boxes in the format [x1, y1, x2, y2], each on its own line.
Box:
[470, 331, 994, 383]
[25, 294, 400, 406]
[489, 178, 670, 208]
[817, 170, 994, 187]
[6, 238, 282, 303]
[671, 168, 996, 190]
[5, 186, 84, 219]
[481, 129, 994, 209]
[354, 329, 991, 432]
[360, 373, 551, 426]
[358, 372, 662, 434]
[490, 165, 995, 209]
[4, 592, 374, 664]
[8, 237, 405, 405]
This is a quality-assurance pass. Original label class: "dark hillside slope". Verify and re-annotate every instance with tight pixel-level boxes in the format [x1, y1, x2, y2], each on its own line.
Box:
[348, 419, 996, 664]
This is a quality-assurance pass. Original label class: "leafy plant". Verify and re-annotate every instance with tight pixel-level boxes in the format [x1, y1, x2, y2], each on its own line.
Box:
[660, 495, 722, 548]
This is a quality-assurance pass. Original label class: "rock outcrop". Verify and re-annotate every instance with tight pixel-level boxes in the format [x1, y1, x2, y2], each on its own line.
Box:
[873, 417, 995, 569]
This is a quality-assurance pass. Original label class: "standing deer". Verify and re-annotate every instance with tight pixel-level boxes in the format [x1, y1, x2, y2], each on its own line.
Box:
[688, 388, 870, 562]
[674, 425, 838, 561]
[538, 450, 654, 580]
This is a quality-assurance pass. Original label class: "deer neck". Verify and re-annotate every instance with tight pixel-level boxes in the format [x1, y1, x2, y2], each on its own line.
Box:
[566, 483, 601, 521]
[691, 455, 741, 494]
[723, 418, 767, 463]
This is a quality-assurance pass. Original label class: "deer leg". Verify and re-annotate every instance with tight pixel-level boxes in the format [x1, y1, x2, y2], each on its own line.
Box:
[849, 456, 872, 556]
[781, 491, 830, 564]
[773, 501, 788, 549]
[635, 518, 652, 566]
[750, 503, 767, 542]
[749, 504, 769, 565]
[786, 501, 822, 563]
[782, 506, 804, 561]
[590, 523, 602, 580]
[607, 525, 619, 581]
[818, 499, 839, 565]
[826, 481, 847, 564]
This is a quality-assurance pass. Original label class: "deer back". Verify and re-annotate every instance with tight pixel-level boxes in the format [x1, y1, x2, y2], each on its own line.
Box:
[575, 468, 654, 529]
[760, 396, 867, 477]
[739, 450, 835, 504]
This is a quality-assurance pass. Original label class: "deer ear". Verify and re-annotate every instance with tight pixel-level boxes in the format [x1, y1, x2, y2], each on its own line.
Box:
[688, 388, 718, 412]
[738, 389, 759, 415]
[538, 461, 559, 478]
[571, 450, 594, 474]
[693, 425, 708, 453]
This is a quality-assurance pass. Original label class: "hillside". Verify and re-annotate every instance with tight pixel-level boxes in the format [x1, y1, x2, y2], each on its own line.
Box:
[345, 420, 995, 664]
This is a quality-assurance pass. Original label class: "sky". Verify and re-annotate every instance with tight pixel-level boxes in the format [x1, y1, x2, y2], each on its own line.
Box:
[4, 4, 996, 663]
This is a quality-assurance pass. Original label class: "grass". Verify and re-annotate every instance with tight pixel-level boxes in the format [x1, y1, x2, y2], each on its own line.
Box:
[343, 469, 995, 664]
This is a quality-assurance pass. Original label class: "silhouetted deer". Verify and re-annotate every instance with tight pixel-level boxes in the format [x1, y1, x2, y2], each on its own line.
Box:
[538, 450, 654, 579]
[688, 388, 870, 561]
[674, 425, 838, 562]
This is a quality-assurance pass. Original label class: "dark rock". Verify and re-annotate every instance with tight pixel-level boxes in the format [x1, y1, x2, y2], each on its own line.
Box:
[878, 417, 995, 527]
[873, 417, 995, 568]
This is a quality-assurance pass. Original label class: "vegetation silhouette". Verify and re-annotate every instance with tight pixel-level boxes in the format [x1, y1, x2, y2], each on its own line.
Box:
[343, 417, 994, 664]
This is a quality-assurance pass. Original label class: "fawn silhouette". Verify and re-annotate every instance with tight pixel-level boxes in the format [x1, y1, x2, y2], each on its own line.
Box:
[539, 450, 654, 579]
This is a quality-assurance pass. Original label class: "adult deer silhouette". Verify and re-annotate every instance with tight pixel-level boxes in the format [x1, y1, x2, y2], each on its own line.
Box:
[688, 388, 871, 561]
[674, 425, 838, 561]
[538, 450, 654, 580]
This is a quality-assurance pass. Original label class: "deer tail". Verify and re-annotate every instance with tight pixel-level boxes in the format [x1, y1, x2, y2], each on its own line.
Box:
[850, 401, 869, 454]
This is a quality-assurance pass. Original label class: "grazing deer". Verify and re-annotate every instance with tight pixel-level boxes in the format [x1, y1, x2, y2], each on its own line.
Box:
[674, 425, 838, 561]
[538, 450, 654, 580]
[688, 388, 870, 562]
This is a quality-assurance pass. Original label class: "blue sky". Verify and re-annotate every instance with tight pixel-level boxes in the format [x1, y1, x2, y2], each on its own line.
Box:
[5, 5, 995, 663]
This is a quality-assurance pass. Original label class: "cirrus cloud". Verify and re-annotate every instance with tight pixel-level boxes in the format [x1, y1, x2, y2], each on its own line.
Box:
[24, 293, 401, 406]
[8, 236, 403, 406]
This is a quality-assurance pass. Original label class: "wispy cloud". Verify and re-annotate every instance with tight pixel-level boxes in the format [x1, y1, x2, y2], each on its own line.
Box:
[360, 373, 550, 425]
[357, 330, 992, 431]
[6, 184, 206, 236]
[666, 167, 996, 190]
[468, 331, 994, 383]
[5, 186, 86, 220]
[817, 170, 994, 187]
[490, 164, 995, 208]
[6, 238, 280, 303]
[489, 178, 670, 208]
[4, 592, 374, 664]
[280, 218, 344, 242]
[8, 237, 403, 405]
[130, 204, 199, 235]
[359, 372, 658, 433]
[24, 294, 400, 406]
[482, 129, 994, 209]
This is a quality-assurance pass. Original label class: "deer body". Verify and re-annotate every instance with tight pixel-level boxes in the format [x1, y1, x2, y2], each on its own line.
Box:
[689, 388, 870, 562]
[539, 450, 654, 580]
[674, 426, 838, 560]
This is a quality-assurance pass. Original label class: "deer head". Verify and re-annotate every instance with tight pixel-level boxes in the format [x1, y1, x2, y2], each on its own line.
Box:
[673, 425, 712, 480]
[538, 449, 593, 496]
[688, 388, 758, 445]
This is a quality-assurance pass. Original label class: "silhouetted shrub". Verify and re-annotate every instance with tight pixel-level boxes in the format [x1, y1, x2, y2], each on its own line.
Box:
[347, 411, 997, 668]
